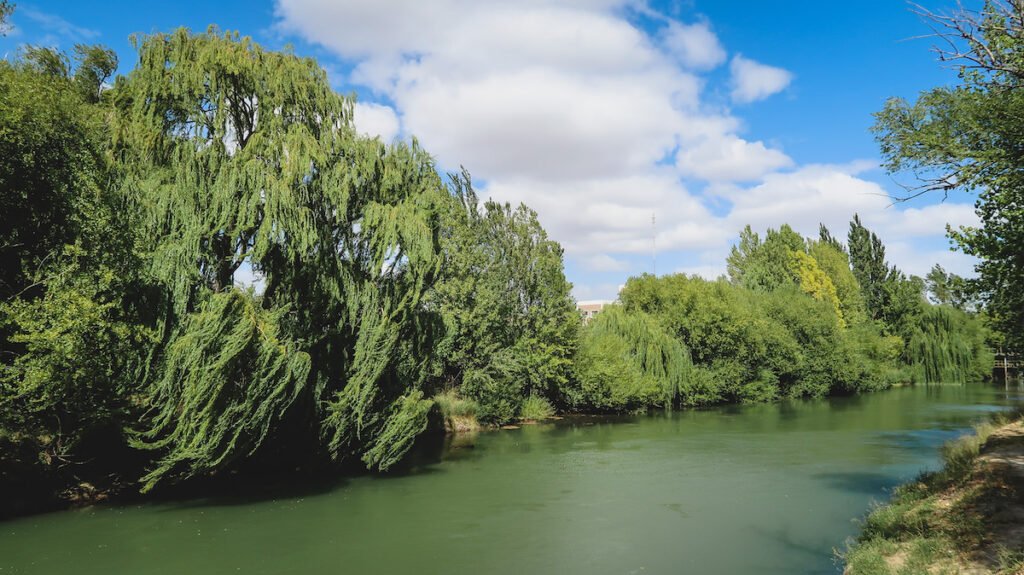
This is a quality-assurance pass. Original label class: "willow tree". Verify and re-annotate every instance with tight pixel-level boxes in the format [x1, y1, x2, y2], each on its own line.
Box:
[113, 28, 445, 488]
[572, 305, 693, 411]
[907, 305, 992, 383]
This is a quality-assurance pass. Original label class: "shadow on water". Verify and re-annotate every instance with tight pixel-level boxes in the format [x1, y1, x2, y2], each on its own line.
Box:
[812, 471, 899, 497]
[144, 431, 466, 512]
[149, 471, 352, 512]
[749, 524, 842, 570]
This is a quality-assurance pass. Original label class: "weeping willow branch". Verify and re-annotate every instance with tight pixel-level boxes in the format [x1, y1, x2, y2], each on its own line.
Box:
[907, 305, 992, 383]
[576, 306, 693, 411]
[133, 290, 310, 491]
[113, 28, 447, 487]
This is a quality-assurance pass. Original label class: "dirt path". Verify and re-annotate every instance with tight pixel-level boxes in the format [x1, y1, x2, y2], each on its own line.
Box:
[845, 418, 1024, 575]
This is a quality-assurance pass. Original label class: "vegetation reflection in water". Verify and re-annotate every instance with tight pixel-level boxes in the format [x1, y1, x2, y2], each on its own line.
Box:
[1, 384, 1021, 575]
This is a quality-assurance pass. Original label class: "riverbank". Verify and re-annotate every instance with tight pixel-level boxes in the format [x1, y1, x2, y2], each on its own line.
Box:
[843, 412, 1024, 574]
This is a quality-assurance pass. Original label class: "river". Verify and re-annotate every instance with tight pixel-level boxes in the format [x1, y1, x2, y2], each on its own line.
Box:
[1, 384, 1020, 574]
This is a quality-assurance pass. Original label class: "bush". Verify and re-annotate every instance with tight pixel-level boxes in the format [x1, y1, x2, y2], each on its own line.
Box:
[519, 395, 554, 421]
[461, 359, 524, 426]
[432, 389, 479, 419]
[431, 389, 480, 432]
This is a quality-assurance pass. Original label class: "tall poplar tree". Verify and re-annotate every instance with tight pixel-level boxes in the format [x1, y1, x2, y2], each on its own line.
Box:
[847, 215, 891, 321]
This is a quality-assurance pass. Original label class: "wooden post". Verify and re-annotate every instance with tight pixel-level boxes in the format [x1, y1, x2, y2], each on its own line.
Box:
[1002, 346, 1009, 388]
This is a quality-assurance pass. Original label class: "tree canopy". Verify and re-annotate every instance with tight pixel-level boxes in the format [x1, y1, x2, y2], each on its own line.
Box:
[873, 0, 1024, 350]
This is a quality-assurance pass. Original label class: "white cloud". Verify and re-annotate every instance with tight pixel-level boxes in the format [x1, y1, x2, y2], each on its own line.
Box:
[886, 242, 977, 278]
[888, 203, 978, 237]
[277, 0, 973, 295]
[719, 162, 979, 276]
[484, 172, 728, 256]
[353, 102, 400, 141]
[723, 164, 890, 236]
[19, 6, 99, 44]
[676, 134, 793, 182]
[661, 21, 726, 70]
[729, 54, 793, 103]
[573, 282, 626, 302]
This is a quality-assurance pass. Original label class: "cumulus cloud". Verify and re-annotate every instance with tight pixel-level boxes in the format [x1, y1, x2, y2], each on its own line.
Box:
[661, 21, 726, 70]
[676, 134, 793, 182]
[484, 172, 727, 256]
[276, 0, 971, 299]
[353, 102, 400, 142]
[723, 164, 890, 236]
[729, 54, 793, 103]
[721, 163, 978, 241]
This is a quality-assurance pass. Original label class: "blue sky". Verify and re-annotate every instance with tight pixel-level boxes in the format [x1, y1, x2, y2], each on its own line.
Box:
[1, 0, 979, 300]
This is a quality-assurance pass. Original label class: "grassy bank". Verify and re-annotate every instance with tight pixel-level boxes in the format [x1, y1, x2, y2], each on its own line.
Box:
[843, 412, 1024, 574]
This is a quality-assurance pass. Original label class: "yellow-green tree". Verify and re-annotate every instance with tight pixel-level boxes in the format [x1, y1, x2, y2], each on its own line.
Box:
[789, 250, 845, 327]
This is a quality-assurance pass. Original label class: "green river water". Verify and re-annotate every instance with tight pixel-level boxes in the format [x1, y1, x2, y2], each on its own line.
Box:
[1, 384, 1021, 574]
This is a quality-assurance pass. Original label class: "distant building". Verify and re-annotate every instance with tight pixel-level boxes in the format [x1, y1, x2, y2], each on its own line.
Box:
[576, 300, 613, 324]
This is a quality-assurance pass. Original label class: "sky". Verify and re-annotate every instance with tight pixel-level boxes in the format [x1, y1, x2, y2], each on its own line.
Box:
[0, 0, 982, 301]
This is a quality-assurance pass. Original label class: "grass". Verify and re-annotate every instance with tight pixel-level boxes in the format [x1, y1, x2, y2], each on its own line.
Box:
[842, 411, 1024, 575]
[431, 390, 480, 433]
[519, 395, 554, 422]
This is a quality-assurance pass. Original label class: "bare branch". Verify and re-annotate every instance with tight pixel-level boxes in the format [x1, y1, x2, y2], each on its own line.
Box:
[909, 0, 1024, 84]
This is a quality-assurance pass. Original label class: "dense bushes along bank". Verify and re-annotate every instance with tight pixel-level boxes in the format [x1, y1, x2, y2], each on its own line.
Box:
[0, 19, 995, 516]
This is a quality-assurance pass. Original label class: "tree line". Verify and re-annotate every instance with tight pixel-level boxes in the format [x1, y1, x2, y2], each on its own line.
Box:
[0, 19, 998, 515]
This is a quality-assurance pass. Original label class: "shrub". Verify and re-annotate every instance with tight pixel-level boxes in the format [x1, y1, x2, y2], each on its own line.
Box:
[519, 395, 554, 421]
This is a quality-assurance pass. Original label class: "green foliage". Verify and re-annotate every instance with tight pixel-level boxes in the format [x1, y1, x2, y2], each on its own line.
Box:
[107, 28, 450, 482]
[0, 56, 101, 301]
[848, 214, 894, 323]
[0, 2, 13, 35]
[620, 273, 895, 403]
[572, 306, 693, 411]
[458, 357, 525, 426]
[519, 395, 554, 421]
[359, 391, 433, 471]
[430, 390, 480, 433]
[809, 238, 868, 325]
[906, 305, 992, 384]
[872, 1, 1024, 349]
[727, 224, 805, 292]
[431, 389, 479, 419]
[430, 172, 577, 424]
[134, 291, 310, 490]
[0, 45, 152, 474]
[847, 215, 927, 338]
[71, 45, 117, 104]
[0, 13, 1004, 510]
[789, 249, 845, 326]
[925, 264, 975, 311]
